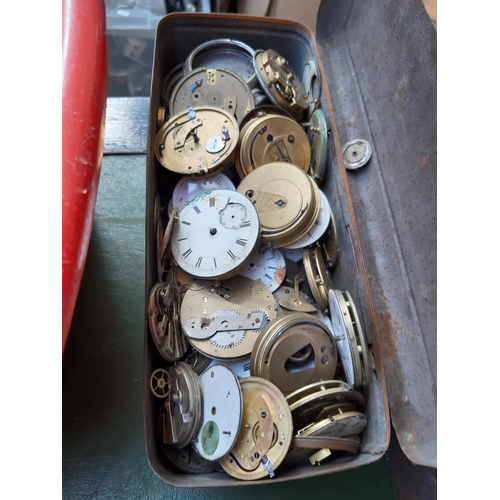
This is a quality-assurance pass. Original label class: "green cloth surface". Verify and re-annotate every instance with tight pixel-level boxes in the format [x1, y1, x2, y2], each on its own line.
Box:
[62, 154, 394, 499]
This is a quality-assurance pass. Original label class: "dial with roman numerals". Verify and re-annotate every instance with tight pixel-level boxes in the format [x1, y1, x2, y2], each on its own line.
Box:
[171, 189, 260, 279]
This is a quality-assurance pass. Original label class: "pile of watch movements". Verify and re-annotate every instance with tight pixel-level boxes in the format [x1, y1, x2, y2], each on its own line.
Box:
[149, 39, 371, 481]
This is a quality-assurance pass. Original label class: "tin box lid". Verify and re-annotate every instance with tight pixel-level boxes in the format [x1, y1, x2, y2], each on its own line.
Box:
[315, 0, 437, 467]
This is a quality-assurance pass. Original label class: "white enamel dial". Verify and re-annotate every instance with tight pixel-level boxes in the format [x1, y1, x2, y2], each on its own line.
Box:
[239, 246, 286, 292]
[207, 355, 252, 379]
[282, 189, 331, 250]
[171, 190, 260, 279]
[281, 248, 303, 263]
[219, 203, 247, 230]
[194, 365, 243, 461]
[329, 289, 355, 385]
[171, 173, 236, 217]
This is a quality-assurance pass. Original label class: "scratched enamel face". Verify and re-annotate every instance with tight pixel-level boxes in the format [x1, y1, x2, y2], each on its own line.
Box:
[171, 189, 260, 279]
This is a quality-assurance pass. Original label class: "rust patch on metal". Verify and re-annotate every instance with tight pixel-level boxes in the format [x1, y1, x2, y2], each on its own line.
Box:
[375, 312, 401, 360]
[274, 266, 286, 285]
[420, 155, 430, 168]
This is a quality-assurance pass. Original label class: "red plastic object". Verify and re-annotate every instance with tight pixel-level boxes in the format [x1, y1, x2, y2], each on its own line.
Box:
[62, 0, 108, 352]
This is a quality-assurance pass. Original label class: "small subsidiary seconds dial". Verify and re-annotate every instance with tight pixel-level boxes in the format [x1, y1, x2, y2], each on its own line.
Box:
[171, 190, 260, 279]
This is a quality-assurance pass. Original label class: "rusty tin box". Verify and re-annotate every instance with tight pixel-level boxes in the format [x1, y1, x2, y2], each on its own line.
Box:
[144, 2, 436, 487]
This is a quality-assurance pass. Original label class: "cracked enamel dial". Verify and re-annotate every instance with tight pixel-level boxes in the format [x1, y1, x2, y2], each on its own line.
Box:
[239, 246, 286, 292]
[171, 190, 260, 280]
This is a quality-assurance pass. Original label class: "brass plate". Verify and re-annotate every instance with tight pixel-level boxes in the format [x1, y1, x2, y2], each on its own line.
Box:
[289, 388, 365, 432]
[254, 49, 308, 121]
[303, 246, 334, 313]
[219, 377, 293, 480]
[154, 107, 239, 176]
[286, 380, 352, 407]
[302, 58, 321, 118]
[343, 290, 370, 387]
[315, 402, 357, 422]
[306, 109, 328, 183]
[160, 362, 202, 448]
[238, 105, 295, 132]
[161, 63, 185, 107]
[329, 290, 371, 387]
[181, 276, 277, 359]
[237, 163, 320, 247]
[237, 114, 310, 178]
[317, 208, 339, 269]
[162, 443, 219, 474]
[286, 412, 366, 464]
[170, 67, 254, 123]
[148, 282, 188, 362]
[250, 313, 338, 395]
[275, 276, 319, 315]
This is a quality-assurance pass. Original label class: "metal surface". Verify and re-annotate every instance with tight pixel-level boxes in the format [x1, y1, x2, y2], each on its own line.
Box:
[283, 189, 331, 250]
[181, 276, 276, 359]
[254, 49, 309, 121]
[341, 139, 372, 170]
[145, 13, 392, 487]
[236, 163, 320, 248]
[185, 38, 257, 88]
[155, 107, 239, 176]
[104, 96, 150, 154]
[170, 67, 254, 122]
[302, 58, 321, 118]
[63, 154, 396, 497]
[219, 377, 293, 480]
[316, 0, 437, 466]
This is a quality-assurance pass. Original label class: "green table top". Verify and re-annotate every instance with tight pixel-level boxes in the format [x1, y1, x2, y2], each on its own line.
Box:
[62, 154, 394, 499]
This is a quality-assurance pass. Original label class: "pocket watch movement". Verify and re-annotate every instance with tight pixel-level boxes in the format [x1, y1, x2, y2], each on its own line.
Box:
[282, 189, 331, 250]
[303, 245, 334, 313]
[250, 313, 338, 395]
[329, 289, 370, 387]
[180, 276, 276, 359]
[236, 163, 320, 248]
[154, 107, 239, 177]
[236, 114, 311, 179]
[305, 109, 328, 183]
[170, 67, 254, 123]
[219, 377, 293, 480]
[254, 49, 309, 120]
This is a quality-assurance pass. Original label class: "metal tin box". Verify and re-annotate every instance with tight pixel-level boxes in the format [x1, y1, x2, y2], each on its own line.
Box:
[144, 3, 436, 487]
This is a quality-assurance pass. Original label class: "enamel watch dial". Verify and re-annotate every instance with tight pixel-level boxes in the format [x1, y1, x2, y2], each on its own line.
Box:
[172, 173, 236, 215]
[239, 246, 286, 292]
[193, 365, 243, 461]
[171, 190, 260, 279]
